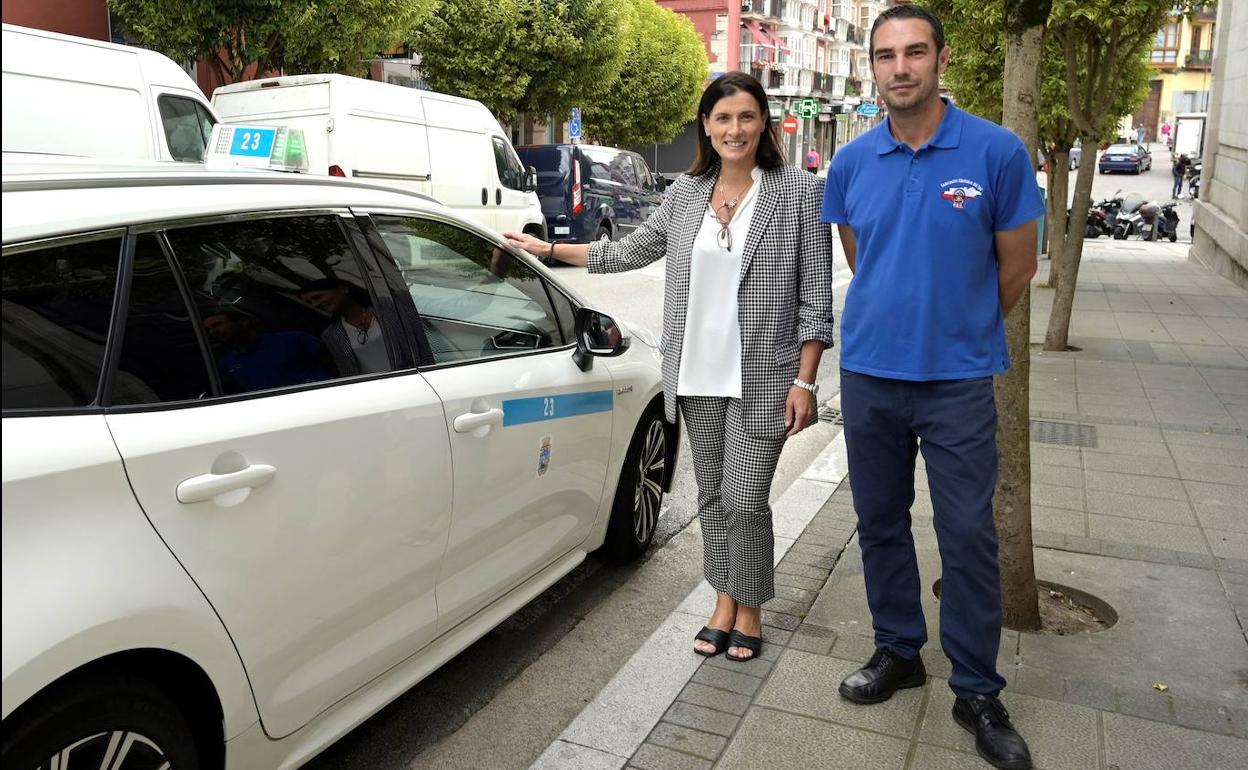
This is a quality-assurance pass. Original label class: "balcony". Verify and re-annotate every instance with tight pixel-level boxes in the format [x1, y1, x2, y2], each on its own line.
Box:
[1193, 4, 1216, 21]
[741, 0, 779, 20]
[751, 65, 784, 90]
[1186, 49, 1213, 68]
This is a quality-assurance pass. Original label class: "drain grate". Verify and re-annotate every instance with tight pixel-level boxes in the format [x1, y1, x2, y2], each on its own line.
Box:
[1030, 420, 1098, 448]
[818, 405, 843, 425]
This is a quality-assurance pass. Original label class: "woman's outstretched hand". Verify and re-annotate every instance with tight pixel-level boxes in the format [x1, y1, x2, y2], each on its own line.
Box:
[502, 231, 549, 257]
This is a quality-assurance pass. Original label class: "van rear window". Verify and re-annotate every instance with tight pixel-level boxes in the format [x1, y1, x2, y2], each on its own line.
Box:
[517, 147, 570, 192]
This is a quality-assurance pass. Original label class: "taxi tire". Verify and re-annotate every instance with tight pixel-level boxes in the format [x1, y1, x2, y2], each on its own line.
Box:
[603, 404, 666, 562]
[3, 672, 200, 770]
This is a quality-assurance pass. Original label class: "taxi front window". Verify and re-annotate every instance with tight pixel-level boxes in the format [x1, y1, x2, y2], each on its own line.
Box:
[372, 216, 565, 364]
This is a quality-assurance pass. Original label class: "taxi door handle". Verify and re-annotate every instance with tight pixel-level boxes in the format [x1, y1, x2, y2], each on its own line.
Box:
[177, 464, 276, 504]
[454, 408, 504, 434]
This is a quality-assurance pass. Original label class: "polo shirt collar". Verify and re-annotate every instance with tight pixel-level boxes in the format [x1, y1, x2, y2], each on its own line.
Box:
[875, 97, 963, 155]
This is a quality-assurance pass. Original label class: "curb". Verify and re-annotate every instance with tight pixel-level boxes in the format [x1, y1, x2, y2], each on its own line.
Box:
[530, 428, 852, 769]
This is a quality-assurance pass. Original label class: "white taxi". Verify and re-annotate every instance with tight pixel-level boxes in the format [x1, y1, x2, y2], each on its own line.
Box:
[1, 157, 674, 768]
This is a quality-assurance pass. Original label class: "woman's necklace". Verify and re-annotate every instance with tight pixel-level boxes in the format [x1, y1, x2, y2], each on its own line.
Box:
[712, 176, 754, 252]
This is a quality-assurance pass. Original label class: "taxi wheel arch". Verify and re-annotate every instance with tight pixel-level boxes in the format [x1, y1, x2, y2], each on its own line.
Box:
[602, 400, 669, 562]
[2, 650, 225, 770]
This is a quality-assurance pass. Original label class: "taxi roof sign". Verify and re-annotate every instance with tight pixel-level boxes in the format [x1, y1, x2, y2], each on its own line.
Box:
[205, 124, 308, 173]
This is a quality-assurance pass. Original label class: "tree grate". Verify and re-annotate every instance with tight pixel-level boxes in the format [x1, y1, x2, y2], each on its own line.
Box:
[1030, 420, 1098, 448]
[818, 405, 843, 425]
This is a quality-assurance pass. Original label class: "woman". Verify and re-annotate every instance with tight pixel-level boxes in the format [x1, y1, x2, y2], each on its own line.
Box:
[298, 277, 388, 376]
[504, 73, 834, 662]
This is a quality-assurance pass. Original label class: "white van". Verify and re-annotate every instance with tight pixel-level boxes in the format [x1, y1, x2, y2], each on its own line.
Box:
[212, 74, 547, 237]
[1, 23, 219, 163]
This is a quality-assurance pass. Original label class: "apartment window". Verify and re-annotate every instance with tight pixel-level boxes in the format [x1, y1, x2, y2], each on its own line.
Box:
[1150, 22, 1178, 64]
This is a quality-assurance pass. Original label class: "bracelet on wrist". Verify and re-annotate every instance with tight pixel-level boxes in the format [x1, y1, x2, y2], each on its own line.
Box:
[548, 241, 556, 260]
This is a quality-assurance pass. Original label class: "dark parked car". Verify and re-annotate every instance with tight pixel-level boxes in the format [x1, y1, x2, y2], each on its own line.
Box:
[516, 144, 665, 252]
[1098, 143, 1152, 174]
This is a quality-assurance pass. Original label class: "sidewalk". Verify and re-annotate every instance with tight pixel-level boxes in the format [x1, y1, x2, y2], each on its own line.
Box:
[531, 240, 1248, 770]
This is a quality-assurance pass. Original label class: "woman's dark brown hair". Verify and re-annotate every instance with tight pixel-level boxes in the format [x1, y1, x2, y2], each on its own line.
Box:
[688, 72, 786, 177]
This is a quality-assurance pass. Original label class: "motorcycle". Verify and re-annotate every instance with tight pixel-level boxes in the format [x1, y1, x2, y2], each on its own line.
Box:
[1111, 192, 1148, 239]
[1069, 192, 1124, 239]
[1119, 200, 1179, 242]
[1186, 160, 1202, 200]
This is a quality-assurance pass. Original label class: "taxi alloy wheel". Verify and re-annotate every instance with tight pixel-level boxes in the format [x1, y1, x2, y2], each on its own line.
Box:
[603, 405, 666, 561]
[633, 418, 666, 545]
[3, 674, 200, 770]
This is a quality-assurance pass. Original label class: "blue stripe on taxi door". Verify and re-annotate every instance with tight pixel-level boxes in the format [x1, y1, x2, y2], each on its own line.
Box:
[502, 390, 613, 426]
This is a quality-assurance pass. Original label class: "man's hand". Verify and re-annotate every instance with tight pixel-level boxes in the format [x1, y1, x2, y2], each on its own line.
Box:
[785, 386, 816, 437]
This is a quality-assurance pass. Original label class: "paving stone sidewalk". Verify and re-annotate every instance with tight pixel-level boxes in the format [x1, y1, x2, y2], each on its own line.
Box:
[610, 243, 1248, 770]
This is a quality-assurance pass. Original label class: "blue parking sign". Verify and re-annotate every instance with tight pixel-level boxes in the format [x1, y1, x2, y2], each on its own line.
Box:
[570, 107, 582, 139]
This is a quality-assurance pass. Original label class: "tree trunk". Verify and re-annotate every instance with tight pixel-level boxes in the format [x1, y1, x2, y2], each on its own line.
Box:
[1045, 151, 1071, 291]
[1043, 143, 1097, 351]
[995, 19, 1044, 631]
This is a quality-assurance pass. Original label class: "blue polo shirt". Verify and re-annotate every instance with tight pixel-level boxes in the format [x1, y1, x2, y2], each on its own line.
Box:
[822, 100, 1044, 380]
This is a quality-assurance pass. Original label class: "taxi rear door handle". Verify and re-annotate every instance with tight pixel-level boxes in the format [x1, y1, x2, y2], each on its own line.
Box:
[177, 464, 276, 504]
[454, 408, 504, 434]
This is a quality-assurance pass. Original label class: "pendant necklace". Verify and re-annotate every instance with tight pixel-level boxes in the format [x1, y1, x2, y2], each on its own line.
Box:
[713, 177, 753, 252]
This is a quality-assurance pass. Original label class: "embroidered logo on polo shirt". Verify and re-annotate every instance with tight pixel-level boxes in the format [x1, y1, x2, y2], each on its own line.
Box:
[939, 178, 984, 210]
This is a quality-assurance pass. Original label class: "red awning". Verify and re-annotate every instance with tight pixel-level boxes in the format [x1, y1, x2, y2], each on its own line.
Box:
[744, 20, 776, 49]
[763, 25, 792, 55]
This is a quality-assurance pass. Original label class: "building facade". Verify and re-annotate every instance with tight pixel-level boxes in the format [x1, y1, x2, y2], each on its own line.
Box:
[1190, 0, 1247, 289]
[650, 0, 886, 171]
[1134, 4, 1217, 141]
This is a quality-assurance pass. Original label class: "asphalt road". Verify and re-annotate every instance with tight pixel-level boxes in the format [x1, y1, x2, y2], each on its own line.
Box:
[303, 226, 854, 770]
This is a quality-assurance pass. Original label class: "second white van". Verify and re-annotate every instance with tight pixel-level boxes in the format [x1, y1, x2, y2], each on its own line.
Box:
[2, 23, 219, 164]
[212, 74, 546, 237]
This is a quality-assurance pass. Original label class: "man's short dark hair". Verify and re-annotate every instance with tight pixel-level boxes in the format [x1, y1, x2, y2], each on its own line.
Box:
[869, 4, 946, 61]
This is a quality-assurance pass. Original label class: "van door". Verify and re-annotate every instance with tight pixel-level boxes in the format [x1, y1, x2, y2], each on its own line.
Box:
[347, 114, 433, 196]
[425, 125, 493, 231]
[490, 134, 541, 235]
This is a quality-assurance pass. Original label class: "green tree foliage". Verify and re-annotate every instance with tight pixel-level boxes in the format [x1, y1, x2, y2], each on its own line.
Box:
[515, 0, 631, 118]
[410, 0, 532, 120]
[109, 0, 434, 83]
[582, 0, 708, 147]
[412, 0, 631, 123]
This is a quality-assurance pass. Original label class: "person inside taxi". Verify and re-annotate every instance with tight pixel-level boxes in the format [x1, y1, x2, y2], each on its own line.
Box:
[201, 307, 334, 393]
[504, 72, 835, 663]
[298, 278, 389, 376]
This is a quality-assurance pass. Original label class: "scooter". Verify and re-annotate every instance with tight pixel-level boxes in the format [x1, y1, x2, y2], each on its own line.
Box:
[1187, 161, 1202, 200]
[1130, 201, 1179, 242]
[1069, 192, 1124, 239]
[1111, 192, 1148, 239]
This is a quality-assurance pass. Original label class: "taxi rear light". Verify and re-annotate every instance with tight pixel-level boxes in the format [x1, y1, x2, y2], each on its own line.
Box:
[329, 165, 347, 177]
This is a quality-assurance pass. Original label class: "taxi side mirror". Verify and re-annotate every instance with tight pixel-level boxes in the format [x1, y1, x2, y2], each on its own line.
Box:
[573, 307, 630, 372]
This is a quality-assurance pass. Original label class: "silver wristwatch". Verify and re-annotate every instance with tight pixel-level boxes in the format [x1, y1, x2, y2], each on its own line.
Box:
[792, 377, 819, 395]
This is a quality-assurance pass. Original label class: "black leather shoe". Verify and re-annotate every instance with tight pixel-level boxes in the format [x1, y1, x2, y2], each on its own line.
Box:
[838, 647, 927, 704]
[952, 695, 1033, 770]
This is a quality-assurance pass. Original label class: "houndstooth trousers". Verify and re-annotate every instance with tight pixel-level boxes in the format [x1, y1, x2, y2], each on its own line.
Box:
[679, 396, 787, 607]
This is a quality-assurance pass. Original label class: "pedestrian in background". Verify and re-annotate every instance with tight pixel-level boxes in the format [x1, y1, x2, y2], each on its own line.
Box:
[805, 145, 821, 174]
[1173, 154, 1189, 199]
[505, 72, 834, 663]
[821, 5, 1041, 769]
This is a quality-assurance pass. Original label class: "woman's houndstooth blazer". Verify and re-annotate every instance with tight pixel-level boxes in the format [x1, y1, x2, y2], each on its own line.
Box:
[587, 164, 835, 439]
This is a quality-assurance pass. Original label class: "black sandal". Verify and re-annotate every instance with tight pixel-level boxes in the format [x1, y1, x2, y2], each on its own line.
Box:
[693, 626, 731, 657]
[725, 629, 762, 662]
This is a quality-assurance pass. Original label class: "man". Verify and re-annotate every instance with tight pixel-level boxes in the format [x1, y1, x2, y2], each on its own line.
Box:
[805, 145, 821, 174]
[821, 6, 1041, 770]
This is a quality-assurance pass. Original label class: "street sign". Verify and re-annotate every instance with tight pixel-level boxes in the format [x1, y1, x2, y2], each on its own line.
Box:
[781, 115, 800, 134]
[569, 107, 582, 139]
[857, 103, 880, 117]
[797, 98, 820, 119]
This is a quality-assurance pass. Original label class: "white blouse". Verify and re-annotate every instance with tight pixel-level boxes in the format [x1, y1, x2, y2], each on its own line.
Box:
[676, 165, 764, 398]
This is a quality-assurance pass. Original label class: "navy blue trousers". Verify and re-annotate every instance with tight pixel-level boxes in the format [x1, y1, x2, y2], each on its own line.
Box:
[840, 369, 1007, 698]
